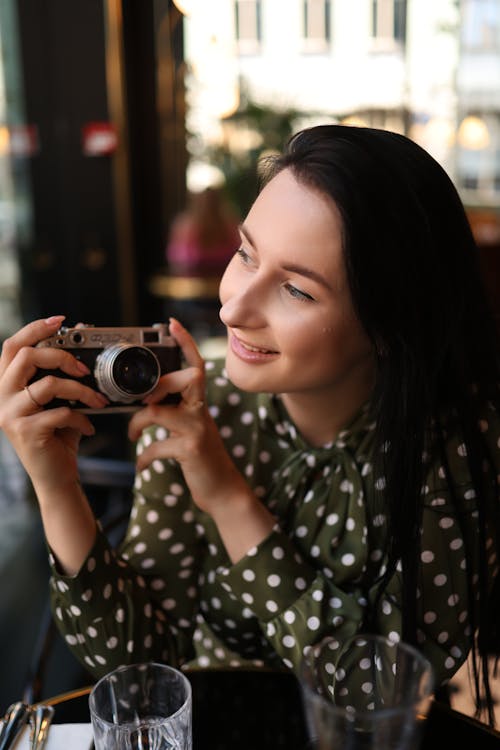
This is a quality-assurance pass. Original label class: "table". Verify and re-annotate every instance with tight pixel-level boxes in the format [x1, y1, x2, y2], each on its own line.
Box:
[38, 671, 308, 749]
[148, 274, 222, 301]
[37, 670, 500, 750]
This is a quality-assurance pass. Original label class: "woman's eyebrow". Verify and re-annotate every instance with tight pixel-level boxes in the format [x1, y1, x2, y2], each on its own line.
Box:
[282, 263, 333, 291]
[238, 223, 254, 246]
[239, 222, 333, 291]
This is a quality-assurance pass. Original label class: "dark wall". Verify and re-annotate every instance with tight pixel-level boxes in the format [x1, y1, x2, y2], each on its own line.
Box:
[16, 0, 121, 324]
[123, 0, 162, 324]
[15, 0, 186, 326]
[122, 0, 188, 324]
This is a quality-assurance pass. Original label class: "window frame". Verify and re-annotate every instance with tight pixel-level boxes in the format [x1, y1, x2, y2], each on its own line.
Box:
[302, 0, 331, 54]
[235, 0, 262, 55]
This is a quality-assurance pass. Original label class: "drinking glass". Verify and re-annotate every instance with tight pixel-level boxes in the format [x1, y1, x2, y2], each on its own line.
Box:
[300, 633, 434, 750]
[89, 662, 192, 750]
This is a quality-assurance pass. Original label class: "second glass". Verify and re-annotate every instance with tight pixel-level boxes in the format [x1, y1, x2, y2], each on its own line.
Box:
[300, 633, 434, 750]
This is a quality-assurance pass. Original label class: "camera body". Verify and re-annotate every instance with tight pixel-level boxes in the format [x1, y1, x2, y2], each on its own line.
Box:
[33, 323, 181, 413]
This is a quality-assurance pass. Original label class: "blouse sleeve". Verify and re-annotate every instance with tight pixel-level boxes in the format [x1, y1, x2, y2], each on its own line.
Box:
[214, 526, 364, 670]
[49, 427, 202, 679]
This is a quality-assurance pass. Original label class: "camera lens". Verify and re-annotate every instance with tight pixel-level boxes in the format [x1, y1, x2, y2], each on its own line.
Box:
[95, 344, 161, 403]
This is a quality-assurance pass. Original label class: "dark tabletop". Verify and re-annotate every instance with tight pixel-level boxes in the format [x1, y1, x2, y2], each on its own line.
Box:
[45, 669, 500, 750]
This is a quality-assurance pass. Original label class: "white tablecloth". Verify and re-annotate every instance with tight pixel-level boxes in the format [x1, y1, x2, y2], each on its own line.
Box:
[14, 723, 93, 750]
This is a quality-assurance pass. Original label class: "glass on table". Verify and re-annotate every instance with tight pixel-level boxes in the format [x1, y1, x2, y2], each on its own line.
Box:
[89, 662, 192, 750]
[300, 633, 434, 750]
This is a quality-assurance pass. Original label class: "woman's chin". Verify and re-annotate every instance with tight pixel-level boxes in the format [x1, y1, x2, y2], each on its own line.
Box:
[224, 351, 276, 393]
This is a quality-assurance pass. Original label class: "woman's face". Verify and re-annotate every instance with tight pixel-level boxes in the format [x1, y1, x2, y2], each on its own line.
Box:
[219, 168, 374, 403]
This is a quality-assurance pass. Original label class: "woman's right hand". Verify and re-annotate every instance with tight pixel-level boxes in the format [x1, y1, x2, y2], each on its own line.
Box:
[0, 315, 108, 495]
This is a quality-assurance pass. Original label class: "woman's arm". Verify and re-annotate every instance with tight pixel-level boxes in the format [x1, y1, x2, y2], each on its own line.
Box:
[50, 439, 202, 678]
[38, 481, 97, 576]
[128, 318, 276, 563]
[0, 316, 108, 574]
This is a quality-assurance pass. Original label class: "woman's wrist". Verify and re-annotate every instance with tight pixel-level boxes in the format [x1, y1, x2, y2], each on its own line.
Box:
[33, 476, 83, 506]
[210, 487, 275, 564]
[36, 481, 98, 576]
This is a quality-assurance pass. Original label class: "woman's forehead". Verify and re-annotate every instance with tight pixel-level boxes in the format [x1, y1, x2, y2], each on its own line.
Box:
[245, 169, 344, 270]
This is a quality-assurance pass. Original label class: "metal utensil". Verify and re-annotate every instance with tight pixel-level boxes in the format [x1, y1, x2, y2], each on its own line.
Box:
[29, 705, 55, 750]
[0, 701, 31, 750]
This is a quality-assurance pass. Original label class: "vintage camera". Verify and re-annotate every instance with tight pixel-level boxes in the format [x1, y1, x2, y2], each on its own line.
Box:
[33, 323, 181, 413]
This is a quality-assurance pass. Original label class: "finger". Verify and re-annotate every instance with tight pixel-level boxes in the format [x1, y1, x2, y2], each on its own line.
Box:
[142, 366, 205, 406]
[20, 406, 96, 438]
[0, 316, 65, 376]
[2, 345, 92, 391]
[128, 403, 176, 441]
[20, 375, 108, 412]
[23, 384, 43, 410]
[135, 435, 176, 471]
[168, 318, 205, 369]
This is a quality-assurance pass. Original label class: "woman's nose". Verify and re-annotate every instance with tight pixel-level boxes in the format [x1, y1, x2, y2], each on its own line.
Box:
[219, 279, 265, 330]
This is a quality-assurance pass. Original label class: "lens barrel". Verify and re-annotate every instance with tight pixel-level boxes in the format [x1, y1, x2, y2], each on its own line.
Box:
[94, 344, 161, 403]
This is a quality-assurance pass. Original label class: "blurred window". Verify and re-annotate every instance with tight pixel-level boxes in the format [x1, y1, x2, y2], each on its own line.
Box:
[345, 108, 406, 134]
[302, 0, 331, 52]
[457, 112, 500, 199]
[235, 0, 262, 55]
[371, 0, 407, 47]
[461, 0, 500, 51]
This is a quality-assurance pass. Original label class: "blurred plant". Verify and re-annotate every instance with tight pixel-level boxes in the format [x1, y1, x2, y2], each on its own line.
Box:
[195, 82, 305, 216]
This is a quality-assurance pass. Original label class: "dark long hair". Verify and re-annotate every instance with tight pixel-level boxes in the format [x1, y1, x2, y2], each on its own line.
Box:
[262, 124, 500, 719]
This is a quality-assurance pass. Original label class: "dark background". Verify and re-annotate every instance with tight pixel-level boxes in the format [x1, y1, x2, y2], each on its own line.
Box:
[15, 0, 187, 326]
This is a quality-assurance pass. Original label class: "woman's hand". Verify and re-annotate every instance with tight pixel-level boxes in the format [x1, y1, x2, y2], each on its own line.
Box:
[128, 318, 244, 514]
[128, 319, 275, 561]
[0, 316, 108, 495]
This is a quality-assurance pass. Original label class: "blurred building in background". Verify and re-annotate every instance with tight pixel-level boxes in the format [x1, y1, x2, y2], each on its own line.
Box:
[184, 0, 499, 213]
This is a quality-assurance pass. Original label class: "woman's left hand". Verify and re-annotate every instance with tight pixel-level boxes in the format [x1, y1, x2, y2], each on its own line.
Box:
[127, 318, 250, 518]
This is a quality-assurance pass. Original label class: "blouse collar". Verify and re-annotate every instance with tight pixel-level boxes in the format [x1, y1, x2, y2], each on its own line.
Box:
[256, 391, 375, 457]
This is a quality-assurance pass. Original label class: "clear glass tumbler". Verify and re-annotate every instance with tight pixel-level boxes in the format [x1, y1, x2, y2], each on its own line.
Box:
[89, 662, 192, 750]
[300, 633, 434, 750]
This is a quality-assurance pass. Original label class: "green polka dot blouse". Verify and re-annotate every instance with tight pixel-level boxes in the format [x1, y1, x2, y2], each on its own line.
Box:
[49, 360, 500, 686]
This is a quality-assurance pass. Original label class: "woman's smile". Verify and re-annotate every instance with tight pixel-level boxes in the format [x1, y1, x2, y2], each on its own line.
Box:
[229, 331, 280, 361]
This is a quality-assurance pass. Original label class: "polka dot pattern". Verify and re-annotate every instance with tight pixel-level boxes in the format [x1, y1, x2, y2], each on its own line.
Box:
[48, 359, 500, 687]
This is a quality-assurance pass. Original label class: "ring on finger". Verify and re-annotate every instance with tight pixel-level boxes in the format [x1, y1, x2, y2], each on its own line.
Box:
[188, 400, 205, 409]
[24, 384, 43, 409]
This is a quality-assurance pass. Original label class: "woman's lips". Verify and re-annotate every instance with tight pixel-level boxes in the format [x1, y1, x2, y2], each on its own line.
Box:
[229, 333, 279, 362]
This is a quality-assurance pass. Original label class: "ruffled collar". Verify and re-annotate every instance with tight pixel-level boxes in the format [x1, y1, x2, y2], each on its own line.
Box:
[256, 391, 376, 460]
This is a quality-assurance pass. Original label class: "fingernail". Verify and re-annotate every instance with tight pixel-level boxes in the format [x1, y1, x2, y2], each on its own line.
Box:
[76, 360, 91, 374]
[45, 315, 65, 326]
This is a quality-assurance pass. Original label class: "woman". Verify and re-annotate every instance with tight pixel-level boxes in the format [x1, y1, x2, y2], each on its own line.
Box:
[0, 125, 499, 717]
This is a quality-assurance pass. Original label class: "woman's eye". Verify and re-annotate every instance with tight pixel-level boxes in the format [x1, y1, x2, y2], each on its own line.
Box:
[236, 247, 252, 264]
[284, 283, 315, 302]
